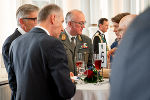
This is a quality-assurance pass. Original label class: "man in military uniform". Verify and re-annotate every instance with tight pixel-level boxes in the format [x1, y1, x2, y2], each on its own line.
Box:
[59, 9, 93, 75]
[93, 18, 109, 54]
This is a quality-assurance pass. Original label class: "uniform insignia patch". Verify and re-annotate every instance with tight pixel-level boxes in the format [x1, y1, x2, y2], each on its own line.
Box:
[61, 34, 66, 40]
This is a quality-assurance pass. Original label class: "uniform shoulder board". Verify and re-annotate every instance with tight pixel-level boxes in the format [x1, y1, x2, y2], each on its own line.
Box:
[95, 31, 100, 36]
[78, 35, 82, 41]
[61, 34, 66, 40]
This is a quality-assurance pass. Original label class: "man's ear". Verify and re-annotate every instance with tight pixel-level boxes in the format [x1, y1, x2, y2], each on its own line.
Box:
[68, 21, 72, 27]
[99, 24, 102, 27]
[19, 18, 24, 25]
[49, 14, 56, 24]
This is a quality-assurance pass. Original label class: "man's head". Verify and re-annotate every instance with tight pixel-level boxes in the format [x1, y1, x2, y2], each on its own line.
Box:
[111, 13, 130, 40]
[98, 18, 109, 33]
[38, 4, 64, 38]
[118, 14, 137, 39]
[65, 9, 86, 36]
[16, 4, 39, 32]
[111, 13, 130, 33]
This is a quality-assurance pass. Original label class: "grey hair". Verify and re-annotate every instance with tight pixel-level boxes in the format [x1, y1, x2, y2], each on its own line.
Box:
[37, 4, 62, 23]
[16, 4, 39, 26]
[65, 9, 83, 24]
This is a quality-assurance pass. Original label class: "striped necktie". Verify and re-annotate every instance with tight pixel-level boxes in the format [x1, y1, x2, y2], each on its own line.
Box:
[71, 37, 76, 49]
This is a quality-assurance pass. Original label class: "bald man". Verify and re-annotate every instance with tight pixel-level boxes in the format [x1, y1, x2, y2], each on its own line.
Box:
[107, 14, 136, 67]
[109, 8, 150, 100]
[118, 14, 137, 39]
[59, 9, 93, 75]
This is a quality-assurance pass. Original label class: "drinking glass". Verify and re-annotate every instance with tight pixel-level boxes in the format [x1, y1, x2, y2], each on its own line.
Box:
[93, 54, 102, 82]
[75, 53, 85, 77]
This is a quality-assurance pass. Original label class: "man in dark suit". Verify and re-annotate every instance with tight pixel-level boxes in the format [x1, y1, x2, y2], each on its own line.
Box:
[109, 8, 150, 100]
[2, 4, 39, 100]
[9, 4, 76, 100]
[59, 9, 93, 75]
[93, 18, 109, 54]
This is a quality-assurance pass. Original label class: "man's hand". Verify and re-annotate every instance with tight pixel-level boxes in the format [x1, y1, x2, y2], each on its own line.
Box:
[70, 72, 75, 83]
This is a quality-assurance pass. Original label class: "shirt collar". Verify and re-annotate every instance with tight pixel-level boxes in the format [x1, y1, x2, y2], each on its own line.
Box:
[17, 27, 26, 35]
[35, 26, 50, 36]
[65, 29, 76, 42]
[99, 30, 104, 35]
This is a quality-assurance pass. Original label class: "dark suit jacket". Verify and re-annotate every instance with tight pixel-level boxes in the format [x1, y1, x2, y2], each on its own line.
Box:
[109, 8, 150, 100]
[9, 27, 76, 100]
[93, 30, 107, 54]
[59, 31, 93, 75]
[2, 28, 22, 100]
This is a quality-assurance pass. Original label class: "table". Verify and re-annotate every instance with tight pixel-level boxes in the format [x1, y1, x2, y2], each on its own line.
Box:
[0, 78, 11, 100]
[72, 79, 110, 100]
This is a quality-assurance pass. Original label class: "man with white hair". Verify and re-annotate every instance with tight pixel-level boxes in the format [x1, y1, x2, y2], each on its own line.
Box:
[59, 9, 93, 75]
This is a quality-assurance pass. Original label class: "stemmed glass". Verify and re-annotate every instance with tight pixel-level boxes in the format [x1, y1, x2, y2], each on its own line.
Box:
[93, 54, 102, 82]
[75, 53, 84, 77]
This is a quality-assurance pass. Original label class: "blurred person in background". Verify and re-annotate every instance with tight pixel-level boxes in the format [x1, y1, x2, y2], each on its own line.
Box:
[109, 8, 150, 100]
[93, 18, 109, 54]
[107, 13, 130, 63]
[111, 12, 130, 49]
[107, 14, 136, 64]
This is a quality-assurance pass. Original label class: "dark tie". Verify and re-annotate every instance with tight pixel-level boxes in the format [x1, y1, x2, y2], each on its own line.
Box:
[71, 37, 76, 49]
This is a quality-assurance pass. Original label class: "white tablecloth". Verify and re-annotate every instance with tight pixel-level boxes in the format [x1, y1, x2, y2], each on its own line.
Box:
[72, 79, 110, 100]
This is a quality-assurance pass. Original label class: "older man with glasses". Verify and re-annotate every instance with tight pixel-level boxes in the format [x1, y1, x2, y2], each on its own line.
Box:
[59, 9, 93, 76]
[2, 4, 39, 100]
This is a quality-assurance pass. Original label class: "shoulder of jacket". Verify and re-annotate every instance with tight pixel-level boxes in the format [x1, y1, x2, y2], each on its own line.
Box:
[95, 31, 101, 36]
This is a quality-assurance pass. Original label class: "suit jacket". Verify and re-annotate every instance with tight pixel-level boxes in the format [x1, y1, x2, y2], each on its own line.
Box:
[93, 30, 107, 54]
[9, 27, 76, 100]
[109, 8, 150, 100]
[59, 31, 93, 75]
[2, 28, 22, 100]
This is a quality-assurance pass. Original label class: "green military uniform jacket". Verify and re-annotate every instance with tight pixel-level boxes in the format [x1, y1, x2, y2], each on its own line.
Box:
[59, 31, 93, 75]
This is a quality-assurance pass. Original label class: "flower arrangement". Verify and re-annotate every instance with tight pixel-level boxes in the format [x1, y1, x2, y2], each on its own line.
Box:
[84, 66, 103, 83]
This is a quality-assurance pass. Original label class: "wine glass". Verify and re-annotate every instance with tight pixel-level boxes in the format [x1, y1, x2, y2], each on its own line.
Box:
[75, 53, 84, 77]
[93, 54, 102, 82]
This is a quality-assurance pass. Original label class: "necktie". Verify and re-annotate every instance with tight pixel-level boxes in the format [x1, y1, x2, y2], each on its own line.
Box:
[101, 34, 106, 43]
[71, 37, 76, 49]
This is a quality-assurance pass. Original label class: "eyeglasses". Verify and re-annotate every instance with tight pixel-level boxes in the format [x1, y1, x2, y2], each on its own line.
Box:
[71, 20, 86, 26]
[22, 17, 37, 21]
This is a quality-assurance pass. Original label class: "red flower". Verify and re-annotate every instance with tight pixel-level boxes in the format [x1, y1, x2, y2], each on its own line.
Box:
[84, 70, 95, 78]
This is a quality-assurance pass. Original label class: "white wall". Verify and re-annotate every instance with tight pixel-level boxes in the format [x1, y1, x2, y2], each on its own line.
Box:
[0, 0, 16, 53]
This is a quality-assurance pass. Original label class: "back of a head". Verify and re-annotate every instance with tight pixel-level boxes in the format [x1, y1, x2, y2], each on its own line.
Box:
[111, 12, 130, 24]
[120, 14, 137, 28]
[38, 4, 62, 23]
[118, 14, 136, 38]
[16, 4, 39, 26]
